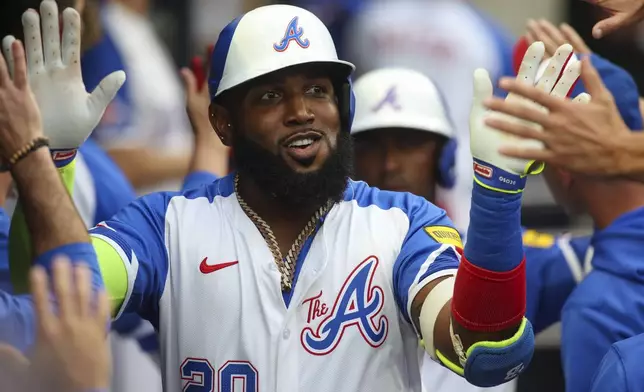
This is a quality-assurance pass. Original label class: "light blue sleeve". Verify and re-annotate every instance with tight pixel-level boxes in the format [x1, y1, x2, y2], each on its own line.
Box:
[88, 191, 178, 326]
[350, 183, 460, 324]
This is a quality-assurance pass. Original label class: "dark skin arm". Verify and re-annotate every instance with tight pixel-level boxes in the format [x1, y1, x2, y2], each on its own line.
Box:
[411, 276, 520, 366]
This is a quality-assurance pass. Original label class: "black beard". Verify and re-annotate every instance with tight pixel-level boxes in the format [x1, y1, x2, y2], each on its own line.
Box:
[231, 131, 354, 209]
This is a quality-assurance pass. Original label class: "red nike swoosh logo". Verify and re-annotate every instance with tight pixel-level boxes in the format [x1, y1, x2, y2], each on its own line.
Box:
[199, 258, 239, 274]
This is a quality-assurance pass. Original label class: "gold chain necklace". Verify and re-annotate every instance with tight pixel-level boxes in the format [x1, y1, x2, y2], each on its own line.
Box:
[234, 174, 333, 291]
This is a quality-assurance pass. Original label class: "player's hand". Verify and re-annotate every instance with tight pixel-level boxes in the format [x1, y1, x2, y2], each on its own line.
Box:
[2, 1, 125, 154]
[483, 56, 632, 176]
[181, 45, 216, 140]
[525, 19, 592, 57]
[0, 344, 30, 392]
[469, 42, 582, 193]
[28, 257, 111, 392]
[0, 39, 43, 162]
[181, 45, 229, 177]
[585, 0, 644, 38]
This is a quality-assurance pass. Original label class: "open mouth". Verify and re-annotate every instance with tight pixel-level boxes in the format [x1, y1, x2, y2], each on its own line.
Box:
[283, 131, 323, 165]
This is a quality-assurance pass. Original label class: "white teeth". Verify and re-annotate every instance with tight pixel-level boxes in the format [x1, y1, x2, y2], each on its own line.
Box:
[289, 138, 314, 148]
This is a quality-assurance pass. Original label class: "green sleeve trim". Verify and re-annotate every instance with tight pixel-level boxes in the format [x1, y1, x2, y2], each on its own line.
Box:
[92, 236, 128, 316]
[9, 159, 77, 293]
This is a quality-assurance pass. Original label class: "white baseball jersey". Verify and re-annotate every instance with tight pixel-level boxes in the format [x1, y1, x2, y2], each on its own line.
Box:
[89, 174, 461, 391]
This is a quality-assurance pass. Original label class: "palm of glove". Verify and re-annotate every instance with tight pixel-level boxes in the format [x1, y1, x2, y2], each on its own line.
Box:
[2, 2, 125, 151]
[469, 42, 580, 176]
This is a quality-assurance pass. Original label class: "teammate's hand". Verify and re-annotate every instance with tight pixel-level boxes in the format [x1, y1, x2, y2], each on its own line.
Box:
[28, 257, 111, 391]
[469, 42, 582, 193]
[181, 45, 229, 177]
[525, 19, 591, 57]
[483, 56, 631, 176]
[0, 39, 43, 161]
[1, 1, 125, 152]
[586, 0, 644, 38]
[181, 46, 216, 139]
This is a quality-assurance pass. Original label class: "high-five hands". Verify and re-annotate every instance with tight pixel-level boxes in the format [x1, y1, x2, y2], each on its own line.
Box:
[469, 42, 586, 194]
[1, 0, 125, 156]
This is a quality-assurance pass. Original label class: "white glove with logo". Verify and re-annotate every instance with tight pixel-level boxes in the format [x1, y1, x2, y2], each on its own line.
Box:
[2, 1, 125, 163]
[469, 42, 587, 193]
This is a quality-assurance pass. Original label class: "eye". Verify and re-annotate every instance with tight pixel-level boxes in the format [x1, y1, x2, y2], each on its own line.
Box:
[306, 85, 328, 96]
[260, 90, 281, 101]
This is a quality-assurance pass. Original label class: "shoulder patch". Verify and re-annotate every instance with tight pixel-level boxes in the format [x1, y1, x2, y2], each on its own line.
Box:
[424, 225, 463, 248]
[522, 230, 555, 248]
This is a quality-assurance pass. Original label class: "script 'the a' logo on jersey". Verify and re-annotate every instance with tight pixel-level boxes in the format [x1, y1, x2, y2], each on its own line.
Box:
[273, 16, 311, 52]
[300, 256, 389, 355]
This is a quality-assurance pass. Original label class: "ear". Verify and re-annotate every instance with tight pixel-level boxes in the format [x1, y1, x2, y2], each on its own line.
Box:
[209, 103, 234, 147]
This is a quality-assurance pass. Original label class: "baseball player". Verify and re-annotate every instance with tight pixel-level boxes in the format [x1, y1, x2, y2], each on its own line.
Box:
[485, 50, 644, 392]
[350, 67, 592, 392]
[3, 3, 583, 391]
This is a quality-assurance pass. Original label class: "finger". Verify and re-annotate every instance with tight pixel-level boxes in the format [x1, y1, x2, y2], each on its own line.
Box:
[61, 7, 82, 68]
[580, 56, 610, 99]
[52, 256, 74, 320]
[527, 19, 558, 56]
[181, 67, 198, 96]
[538, 19, 567, 47]
[74, 263, 91, 318]
[2, 36, 16, 79]
[535, 44, 573, 94]
[593, 13, 632, 39]
[94, 289, 110, 326]
[11, 41, 29, 90]
[30, 266, 56, 335]
[21, 9, 45, 75]
[40, 0, 62, 67]
[560, 23, 592, 54]
[190, 56, 206, 91]
[499, 145, 556, 162]
[515, 41, 545, 87]
[484, 97, 552, 127]
[525, 31, 537, 46]
[550, 59, 581, 98]
[499, 77, 562, 111]
[472, 68, 493, 108]
[573, 92, 592, 104]
[89, 70, 127, 115]
[0, 47, 9, 87]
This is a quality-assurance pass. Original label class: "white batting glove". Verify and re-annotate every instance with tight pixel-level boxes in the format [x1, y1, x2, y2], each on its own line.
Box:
[1, 1, 125, 162]
[469, 42, 581, 194]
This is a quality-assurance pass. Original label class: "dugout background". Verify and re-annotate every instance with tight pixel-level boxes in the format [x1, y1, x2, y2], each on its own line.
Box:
[143, 0, 641, 390]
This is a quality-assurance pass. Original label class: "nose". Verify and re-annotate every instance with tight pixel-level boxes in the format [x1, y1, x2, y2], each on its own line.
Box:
[384, 147, 402, 173]
[284, 95, 315, 126]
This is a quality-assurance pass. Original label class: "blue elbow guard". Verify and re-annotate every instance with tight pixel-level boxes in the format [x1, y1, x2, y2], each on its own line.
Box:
[437, 317, 535, 387]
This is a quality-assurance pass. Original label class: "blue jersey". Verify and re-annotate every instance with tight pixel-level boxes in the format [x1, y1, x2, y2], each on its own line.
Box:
[561, 207, 644, 392]
[590, 333, 644, 392]
[523, 230, 591, 334]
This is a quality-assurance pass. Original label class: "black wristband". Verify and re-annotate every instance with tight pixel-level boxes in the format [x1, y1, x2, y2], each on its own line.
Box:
[0, 136, 50, 172]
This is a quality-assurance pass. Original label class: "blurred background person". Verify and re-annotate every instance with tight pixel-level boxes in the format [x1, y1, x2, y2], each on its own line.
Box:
[82, 0, 194, 195]
[340, 0, 515, 233]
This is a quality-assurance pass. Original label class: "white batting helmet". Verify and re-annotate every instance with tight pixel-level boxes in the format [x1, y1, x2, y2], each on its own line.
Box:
[351, 68, 457, 188]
